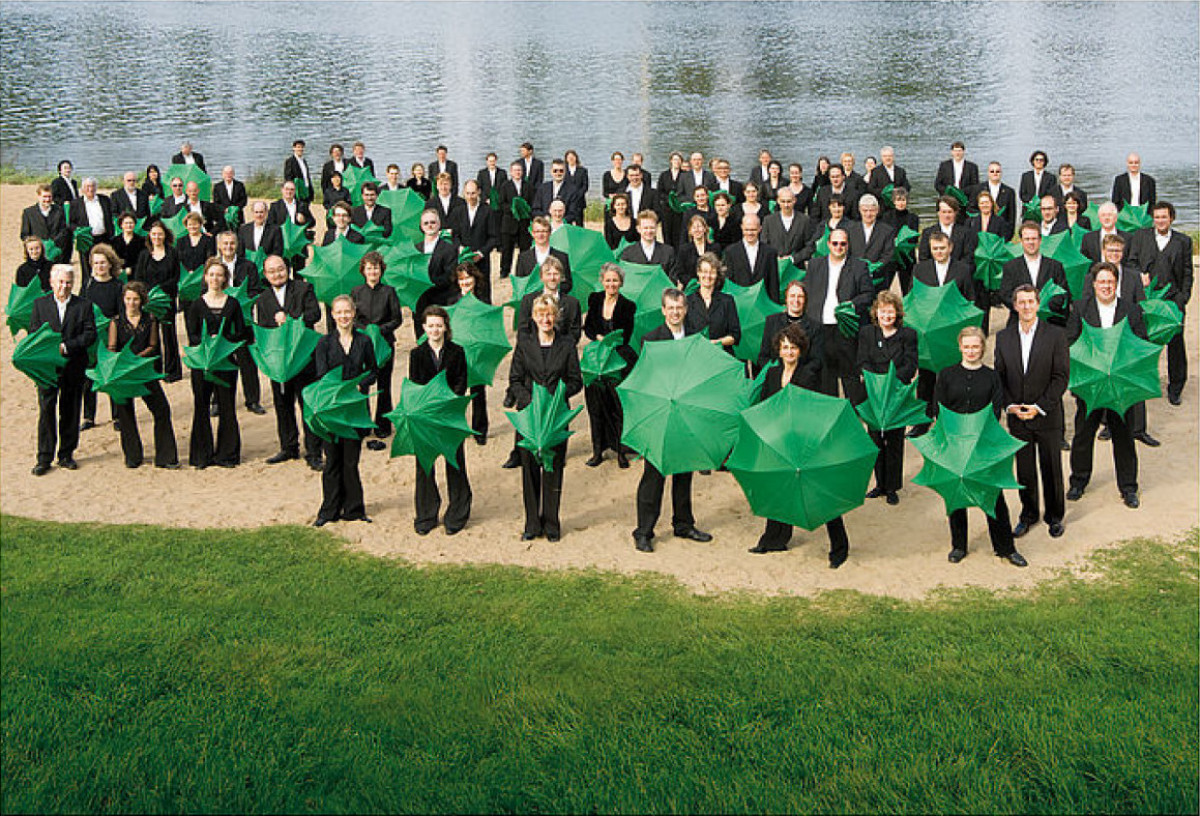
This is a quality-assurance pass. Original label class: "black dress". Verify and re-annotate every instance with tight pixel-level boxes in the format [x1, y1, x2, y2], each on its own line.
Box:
[185, 297, 245, 468]
[582, 292, 637, 462]
[684, 290, 741, 354]
[16, 257, 52, 290]
[82, 278, 125, 423]
[110, 232, 146, 272]
[405, 177, 432, 201]
[313, 330, 379, 524]
[177, 233, 216, 275]
[603, 214, 638, 250]
[854, 324, 919, 496]
[351, 282, 403, 436]
[109, 313, 178, 467]
[408, 340, 473, 533]
[133, 246, 183, 380]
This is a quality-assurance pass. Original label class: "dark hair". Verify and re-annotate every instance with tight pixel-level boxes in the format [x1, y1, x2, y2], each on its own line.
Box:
[870, 291, 905, 327]
[1090, 261, 1119, 281]
[1064, 190, 1085, 210]
[1013, 283, 1039, 300]
[330, 143, 344, 155]
[203, 257, 230, 289]
[144, 164, 160, 182]
[1152, 200, 1176, 220]
[293, 139, 306, 148]
[610, 192, 632, 214]
[1029, 149, 1048, 165]
[950, 140, 966, 150]
[828, 194, 845, 208]
[57, 159, 72, 172]
[123, 280, 149, 306]
[436, 144, 448, 153]
[455, 262, 482, 289]
[117, 210, 138, 227]
[420, 305, 451, 339]
[360, 250, 386, 275]
[146, 218, 173, 245]
[774, 322, 810, 356]
[361, 181, 378, 195]
[937, 195, 961, 214]
[330, 201, 352, 217]
[521, 141, 534, 151]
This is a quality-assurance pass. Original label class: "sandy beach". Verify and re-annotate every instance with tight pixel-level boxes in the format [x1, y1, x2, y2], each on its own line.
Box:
[2, 182, 1196, 598]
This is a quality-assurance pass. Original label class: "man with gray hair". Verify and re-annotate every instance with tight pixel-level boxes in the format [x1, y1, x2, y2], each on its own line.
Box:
[846, 193, 896, 292]
[213, 165, 248, 227]
[1080, 201, 1128, 263]
[68, 177, 114, 287]
[171, 140, 206, 171]
[110, 171, 148, 219]
[868, 145, 910, 200]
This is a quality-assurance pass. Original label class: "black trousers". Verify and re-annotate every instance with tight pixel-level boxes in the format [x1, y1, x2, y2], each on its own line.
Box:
[585, 381, 624, 456]
[869, 428, 905, 493]
[271, 374, 319, 459]
[662, 208, 683, 250]
[1070, 398, 1138, 496]
[114, 380, 178, 467]
[818, 324, 857, 398]
[233, 346, 261, 406]
[470, 249, 494, 303]
[519, 442, 566, 537]
[36, 366, 86, 466]
[1166, 307, 1187, 399]
[634, 462, 695, 538]
[82, 378, 116, 423]
[469, 385, 488, 437]
[189, 370, 240, 467]
[414, 444, 472, 531]
[758, 517, 849, 563]
[373, 354, 395, 435]
[915, 368, 937, 425]
[160, 311, 183, 381]
[1008, 418, 1065, 526]
[499, 229, 531, 278]
[319, 436, 365, 522]
[948, 495, 1015, 555]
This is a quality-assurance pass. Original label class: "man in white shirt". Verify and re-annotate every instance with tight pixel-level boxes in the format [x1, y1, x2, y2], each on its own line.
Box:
[618, 210, 675, 281]
[1112, 152, 1157, 211]
[68, 178, 114, 285]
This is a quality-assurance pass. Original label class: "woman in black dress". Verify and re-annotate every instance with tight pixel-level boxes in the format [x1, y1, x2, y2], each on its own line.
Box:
[446, 263, 489, 443]
[406, 163, 432, 200]
[134, 220, 183, 381]
[966, 190, 1010, 239]
[185, 258, 246, 468]
[601, 151, 627, 202]
[564, 149, 588, 210]
[108, 281, 179, 468]
[675, 213, 717, 288]
[82, 244, 125, 430]
[1062, 190, 1091, 235]
[110, 212, 146, 274]
[509, 294, 583, 541]
[749, 322, 851, 568]
[583, 262, 637, 468]
[603, 192, 637, 250]
[710, 191, 740, 251]
[733, 180, 768, 225]
[16, 236, 51, 290]
[756, 280, 823, 379]
[141, 164, 164, 201]
[313, 294, 379, 526]
[176, 212, 216, 277]
[811, 155, 832, 194]
[351, 251, 402, 451]
[785, 162, 814, 215]
[657, 151, 685, 247]
[684, 253, 740, 354]
[854, 291, 918, 505]
[762, 160, 785, 203]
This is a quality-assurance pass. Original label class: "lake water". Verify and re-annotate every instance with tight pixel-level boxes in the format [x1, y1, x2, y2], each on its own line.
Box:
[2, 1, 1197, 226]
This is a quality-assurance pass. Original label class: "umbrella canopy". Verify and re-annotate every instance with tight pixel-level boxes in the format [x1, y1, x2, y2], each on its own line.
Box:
[73, 226, 94, 255]
[86, 344, 164, 404]
[510, 196, 532, 221]
[1036, 279, 1069, 324]
[615, 260, 676, 347]
[1144, 279, 1172, 302]
[778, 257, 806, 290]
[381, 243, 433, 311]
[41, 238, 63, 261]
[1040, 235, 1091, 299]
[724, 280, 783, 362]
[377, 188, 426, 242]
[1140, 298, 1184, 346]
[812, 225, 831, 258]
[727, 385, 877, 530]
[944, 185, 970, 210]
[505, 381, 584, 471]
[279, 220, 312, 261]
[618, 333, 751, 475]
[12, 322, 66, 388]
[302, 370, 376, 442]
[548, 223, 611, 303]
[833, 301, 860, 339]
[580, 331, 627, 386]
[912, 406, 1024, 517]
[903, 280, 984, 372]
[892, 225, 920, 266]
[163, 164, 212, 201]
[666, 190, 696, 214]
[178, 264, 206, 302]
[223, 279, 256, 325]
[144, 285, 174, 321]
[182, 318, 244, 384]
[361, 323, 395, 369]
[223, 205, 241, 230]
[6, 280, 43, 337]
[1117, 203, 1152, 232]
[245, 247, 267, 274]
[445, 293, 511, 388]
[341, 165, 379, 207]
[385, 370, 475, 474]
[855, 362, 930, 431]
[1069, 319, 1161, 416]
[250, 317, 320, 384]
[90, 304, 112, 364]
[307, 237, 369, 304]
[973, 231, 1010, 292]
[161, 211, 189, 246]
[354, 219, 388, 249]
[879, 183, 895, 208]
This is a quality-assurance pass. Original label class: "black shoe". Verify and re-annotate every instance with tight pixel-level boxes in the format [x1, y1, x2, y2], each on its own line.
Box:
[1066, 485, 1084, 501]
[634, 535, 654, 552]
[1060, 438, 1070, 451]
[1097, 427, 1112, 441]
[353, 515, 372, 524]
[1134, 432, 1161, 448]
[521, 532, 540, 541]
[546, 532, 560, 542]
[948, 548, 967, 563]
[246, 402, 267, 415]
[474, 434, 487, 446]
[501, 451, 520, 469]
[1167, 392, 1182, 406]
[865, 487, 885, 499]
[266, 451, 298, 464]
[445, 525, 463, 536]
[164, 373, 182, 384]
[215, 460, 238, 469]
[1049, 522, 1065, 538]
[617, 452, 630, 469]
[1013, 521, 1032, 538]
[157, 461, 182, 470]
[414, 524, 435, 536]
[749, 543, 786, 554]
[79, 419, 96, 431]
[503, 393, 516, 408]
[585, 454, 604, 467]
[675, 527, 713, 543]
[125, 460, 141, 469]
[1123, 492, 1140, 509]
[57, 457, 78, 470]
[1004, 551, 1029, 567]
[366, 439, 386, 451]
[313, 517, 332, 528]
[885, 492, 899, 505]
[209, 403, 220, 418]
[31, 463, 51, 476]
[112, 420, 121, 432]
[829, 553, 847, 569]
[306, 457, 324, 472]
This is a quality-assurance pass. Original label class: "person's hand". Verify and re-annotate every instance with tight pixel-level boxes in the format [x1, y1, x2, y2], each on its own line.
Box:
[1141, 272, 1150, 287]
[59, 343, 68, 356]
[275, 311, 286, 326]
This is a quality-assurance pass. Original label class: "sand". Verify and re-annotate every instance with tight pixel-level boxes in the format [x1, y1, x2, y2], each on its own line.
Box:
[2, 183, 1196, 598]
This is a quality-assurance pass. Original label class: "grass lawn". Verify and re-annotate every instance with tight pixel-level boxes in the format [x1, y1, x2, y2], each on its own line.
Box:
[1, 515, 1196, 814]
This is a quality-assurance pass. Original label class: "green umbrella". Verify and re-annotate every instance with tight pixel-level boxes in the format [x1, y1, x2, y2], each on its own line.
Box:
[973, 231, 1010, 292]
[361, 323, 395, 369]
[182, 318, 243, 384]
[164, 164, 212, 200]
[249, 317, 320, 384]
[912, 407, 1024, 517]
[148, 195, 163, 217]
[307, 237, 369, 304]
[292, 176, 310, 201]
[381, 243, 433, 311]
[724, 280, 782, 362]
[855, 363, 930, 431]
[377, 188, 426, 242]
[144, 285, 174, 321]
[85, 343, 164, 404]
[112, 214, 149, 236]
[12, 323, 66, 388]
[617, 333, 751, 475]
[385, 370, 475, 474]
[1022, 198, 1041, 223]
[223, 205, 241, 230]
[302, 370, 376, 442]
[879, 183, 895, 208]
[510, 196, 532, 221]
[904, 280, 983, 372]
[1140, 298, 1184, 346]
[505, 381, 584, 472]
[6, 280, 43, 337]
[89, 304, 112, 365]
[445, 293, 511, 388]
[778, 256, 806, 289]
[354, 220, 388, 249]
[1144, 279, 1171, 302]
[666, 190, 696, 214]
[161, 209, 188, 244]
[944, 185, 969, 210]
[488, 187, 500, 211]
[727, 385, 877, 530]
[580, 331, 627, 386]
[245, 247, 266, 274]
[1082, 201, 1103, 228]
[613, 236, 634, 260]
[505, 270, 545, 330]
[178, 264, 206, 302]
[223, 279, 256, 324]
[833, 301, 859, 339]
[1116, 203, 1152, 231]
[866, 260, 887, 290]
[813, 225, 831, 258]
[1036, 279, 1069, 323]
[41, 239, 63, 261]
[892, 225, 920, 266]
[615, 260, 676, 347]
[341, 165, 378, 207]
[279, 220, 312, 260]
[1068, 320, 1161, 417]
[549, 223, 612, 303]
[1040, 234, 1090, 299]
[73, 226, 94, 255]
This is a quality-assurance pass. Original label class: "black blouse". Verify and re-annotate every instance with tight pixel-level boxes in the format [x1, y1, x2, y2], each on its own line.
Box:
[134, 247, 182, 298]
[85, 278, 124, 319]
[933, 363, 1003, 418]
[177, 233, 216, 274]
[110, 232, 145, 271]
[109, 312, 160, 358]
[314, 330, 379, 391]
[351, 282, 404, 343]
[684, 290, 741, 352]
[185, 296, 246, 346]
[856, 324, 919, 384]
[16, 258, 51, 290]
[603, 214, 638, 250]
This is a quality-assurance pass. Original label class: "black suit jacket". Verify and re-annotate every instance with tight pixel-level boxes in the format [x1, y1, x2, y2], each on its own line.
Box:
[934, 159, 979, 194]
[867, 164, 910, 197]
[515, 247, 574, 294]
[266, 198, 316, 239]
[110, 188, 150, 219]
[20, 204, 71, 257]
[911, 259, 976, 302]
[994, 321, 1069, 431]
[420, 238, 462, 305]
[1066, 297, 1146, 344]
[348, 156, 376, 176]
[531, 181, 585, 224]
[321, 229, 365, 247]
[1128, 228, 1193, 309]
[684, 290, 741, 349]
[583, 292, 637, 348]
[427, 159, 459, 194]
[51, 176, 79, 206]
[518, 292, 582, 342]
[999, 256, 1070, 320]
[212, 180, 249, 225]
[1019, 170, 1055, 203]
[29, 294, 97, 368]
[856, 324, 919, 384]
[522, 157, 545, 189]
[722, 241, 781, 302]
[967, 183, 1018, 235]
[642, 323, 698, 343]
[846, 220, 896, 267]
[564, 165, 589, 199]
[1080, 229, 1130, 264]
[811, 184, 860, 221]
[476, 167, 508, 209]
[314, 330, 378, 395]
[69, 194, 116, 238]
[430, 194, 467, 228]
[706, 178, 745, 205]
[171, 152, 206, 172]
[254, 279, 321, 328]
[1111, 173, 1156, 211]
[237, 222, 284, 259]
[619, 241, 676, 284]
[450, 204, 498, 260]
[804, 257, 875, 324]
[283, 155, 315, 201]
[761, 210, 816, 265]
[498, 178, 535, 236]
[622, 184, 658, 219]
[966, 212, 1012, 241]
[917, 224, 978, 267]
[409, 340, 468, 395]
[507, 332, 582, 410]
[678, 169, 717, 200]
[351, 204, 393, 238]
[757, 312, 823, 380]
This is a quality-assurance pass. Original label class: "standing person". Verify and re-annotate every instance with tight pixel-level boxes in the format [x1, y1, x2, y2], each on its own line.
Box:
[622, 164, 656, 224]
[313, 295, 378, 527]
[756, 281, 823, 380]
[1080, 202, 1128, 263]
[110, 171, 149, 220]
[994, 285, 1069, 539]
[684, 253, 741, 354]
[51, 159, 79, 205]
[185, 259, 245, 469]
[132, 220, 183, 382]
[867, 145, 910, 200]
[619, 210, 676, 284]
[266, 180, 315, 273]
[966, 189, 1011, 239]
[320, 143, 347, 199]
[784, 162, 814, 215]
[81, 244, 124, 431]
[20, 183, 71, 265]
[804, 228, 874, 398]
[917, 196, 978, 267]
[1050, 164, 1089, 214]
[475, 152, 507, 214]
[16, 236, 52, 291]
[845, 194, 896, 292]
[409, 305, 473, 535]
[761, 186, 816, 268]
[1129, 201, 1192, 406]
[880, 187, 920, 292]
[632, 289, 714, 553]
[28, 265, 96, 475]
[934, 140, 980, 200]
[412, 209, 461, 329]
[284, 139, 315, 202]
[934, 326, 1027, 566]
[656, 151, 686, 247]
[516, 216, 573, 293]
[603, 151, 628, 201]
[171, 141, 206, 171]
[1112, 152, 1156, 211]
[498, 160, 533, 279]
[518, 141, 545, 188]
[352, 182, 393, 239]
[583, 262, 637, 468]
[110, 212, 145, 274]
[107, 281, 179, 469]
[238, 201, 283, 260]
[449, 179, 498, 303]
[516, 256, 581, 341]
[604, 193, 637, 250]
[69, 178, 114, 286]
[446, 263, 490, 443]
[351, 251, 402, 451]
[176, 212, 216, 275]
[430, 172, 466, 227]
[531, 159, 585, 225]
[255, 255, 324, 471]
[563, 149, 588, 216]
[1000, 222, 1070, 328]
[428, 144, 458, 194]
[675, 213, 718, 288]
[969, 161, 1018, 239]
[214, 230, 264, 415]
[508, 294, 583, 542]
[141, 164, 165, 201]
[405, 163, 432, 200]
[212, 166, 248, 227]
[1019, 150, 1054, 206]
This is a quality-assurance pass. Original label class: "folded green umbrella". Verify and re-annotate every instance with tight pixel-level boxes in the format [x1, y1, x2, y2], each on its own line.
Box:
[248, 317, 320, 384]
[856, 362, 930, 432]
[302, 370, 376, 442]
[223, 205, 241, 230]
[86, 343, 164, 404]
[1140, 298, 1184, 346]
[1117, 203, 1152, 231]
[377, 188, 426, 243]
[12, 322, 66, 388]
[182, 318, 244, 384]
[666, 190, 696, 214]
[549, 223, 611, 302]
[1082, 201, 1102, 227]
[144, 285, 174, 321]
[973, 231, 1010, 292]
[148, 195, 163, 216]
[351, 324, 389, 370]
[724, 279, 783, 362]
[293, 177, 310, 201]
[353, 220, 387, 250]
[1022, 198, 1041, 223]
[580, 331, 627, 386]
[834, 301, 859, 339]
[505, 380, 584, 472]
[1041, 238, 1090, 300]
[510, 196, 532, 221]
[164, 164, 212, 201]
[892, 225, 919, 266]
[6, 280, 43, 337]
[813, 225, 831, 258]
[1065, 223, 1088, 252]
[73, 226, 94, 254]
[178, 264, 206, 302]
[245, 248, 266, 274]
[903, 280, 983, 372]
[778, 256, 806, 289]
[90, 304, 112, 365]
[445, 293, 510, 388]
[280, 220, 312, 260]
[682, 278, 700, 296]
[615, 260, 675, 347]
[488, 187, 500, 211]
[341, 165, 379, 207]
[385, 370, 475, 473]
[307, 237, 369, 304]
[162, 209, 188, 244]
[944, 185, 969, 210]
[912, 406, 1024, 517]
[866, 260, 887, 289]
[727, 385, 877, 530]
[1036, 279, 1069, 323]
[223, 280, 255, 325]
[618, 333, 751, 475]
[1069, 319, 1161, 417]
[41, 238, 63, 261]
[381, 243, 433, 311]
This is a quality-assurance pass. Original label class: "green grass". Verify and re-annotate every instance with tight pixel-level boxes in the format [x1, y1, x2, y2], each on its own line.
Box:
[2, 516, 1196, 814]
[0, 164, 280, 198]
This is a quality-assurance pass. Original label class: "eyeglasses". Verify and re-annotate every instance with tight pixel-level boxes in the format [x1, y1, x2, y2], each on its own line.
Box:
[421, 220, 439, 227]
[828, 240, 848, 247]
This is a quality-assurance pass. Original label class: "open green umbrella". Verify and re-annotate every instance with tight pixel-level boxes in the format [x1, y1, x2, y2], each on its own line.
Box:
[361, 323, 395, 369]
[292, 176, 310, 201]
[354, 220, 388, 249]
[613, 236, 634, 260]
[148, 195, 163, 217]
[161, 209, 188, 244]
[1040, 234, 1090, 299]
[973, 231, 1010, 292]
[377, 188, 426, 243]
[549, 223, 611, 302]
[778, 256, 806, 289]
[510, 196, 532, 221]
[302, 370, 376, 442]
[855, 362, 930, 431]
[1117, 203, 1152, 231]
[41, 238, 63, 261]
[12, 323, 66, 388]
[250, 317, 320, 384]
[812, 225, 831, 258]
[903, 280, 983, 372]
[944, 185, 969, 210]
[6, 280, 43, 337]
[306, 237, 369, 303]
[178, 264, 206, 302]
[505, 381, 584, 472]
[144, 285, 174, 321]
[182, 318, 243, 384]
[112, 214, 149, 237]
[618, 333, 751, 474]
[615, 260, 676, 347]
[580, 331, 627, 386]
[385, 370, 475, 473]
[1082, 201, 1103, 228]
[73, 226, 94, 255]
[164, 164, 212, 200]
[724, 280, 782, 362]
[245, 247, 267, 274]
[892, 225, 920, 267]
[279, 220, 312, 261]
[727, 385, 876, 530]
[381, 243, 433, 311]
[1144, 279, 1171, 302]
[341, 165, 378, 207]
[1069, 320, 1161, 417]
[445, 293, 511, 388]
[223, 279, 255, 324]
[1036, 279, 1069, 324]
[1022, 198, 1041, 223]
[912, 406, 1024, 517]
[223, 205, 241, 230]
[1140, 298, 1184, 346]
[86, 343, 164, 404]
